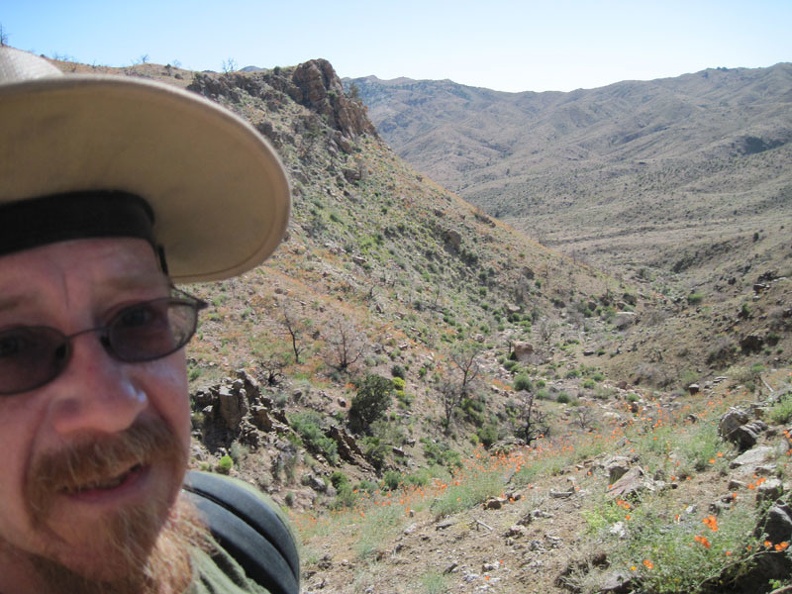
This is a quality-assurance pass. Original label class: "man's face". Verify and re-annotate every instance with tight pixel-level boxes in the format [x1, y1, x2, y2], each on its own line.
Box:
[0, 238, 192, 584]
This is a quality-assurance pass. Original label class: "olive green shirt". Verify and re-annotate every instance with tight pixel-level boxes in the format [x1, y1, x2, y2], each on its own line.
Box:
[188, 537, 271, 594]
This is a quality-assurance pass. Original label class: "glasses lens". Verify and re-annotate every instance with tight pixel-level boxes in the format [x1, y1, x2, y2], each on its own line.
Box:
[108, 298, 201, 362]
[0, 326, 69, 395]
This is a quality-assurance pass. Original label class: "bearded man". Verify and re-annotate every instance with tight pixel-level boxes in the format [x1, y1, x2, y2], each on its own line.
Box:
[0, 46, 298, 593]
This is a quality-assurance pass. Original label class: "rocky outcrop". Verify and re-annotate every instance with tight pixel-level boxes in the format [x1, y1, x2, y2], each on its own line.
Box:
[191, 371, 374, 475]
[290, 59, 377, 139]
[191, 369, 283, 451]
[187, 58, 377, 145]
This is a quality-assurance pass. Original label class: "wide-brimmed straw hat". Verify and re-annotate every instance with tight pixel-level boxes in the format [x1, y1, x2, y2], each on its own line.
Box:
[0, 46, 290, 282]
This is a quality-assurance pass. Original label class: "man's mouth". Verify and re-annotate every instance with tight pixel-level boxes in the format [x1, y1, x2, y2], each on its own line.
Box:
[62, 463, 145, 496]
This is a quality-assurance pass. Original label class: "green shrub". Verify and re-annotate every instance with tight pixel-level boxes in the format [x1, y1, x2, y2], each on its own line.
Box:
[330, 471, 349, 490]
[382, 470, 402, 491]
[215, 455, 233, 475]
[769, 391, 792, 424]
[360, 435, 388, 472]
[476, 424, 500, 448]
[289, 411, 339, 465]
[349, 374, 394, 434]
[605, 495, 764, 594]
[513, 373, 533, 392]
[422, 438, 462, 469]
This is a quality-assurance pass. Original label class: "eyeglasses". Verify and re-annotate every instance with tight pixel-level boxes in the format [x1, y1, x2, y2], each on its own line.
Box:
[0, 289, 208, 395]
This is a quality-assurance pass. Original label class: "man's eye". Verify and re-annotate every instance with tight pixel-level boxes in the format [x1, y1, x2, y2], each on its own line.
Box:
[0, 334, 23, 358]
[0, 330, 36, 359]
[114, 302, 171, 332]
[116, 304, 158, 328]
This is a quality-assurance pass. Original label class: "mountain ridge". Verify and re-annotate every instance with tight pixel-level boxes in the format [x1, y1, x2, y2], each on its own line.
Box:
[346, 63, 792, 294]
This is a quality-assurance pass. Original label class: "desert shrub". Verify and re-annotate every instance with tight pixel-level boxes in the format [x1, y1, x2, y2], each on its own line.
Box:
[382, 470, 402, 491]
[503, 359, 520, 373]
[358, 435, 387, 472]
[289, 411, 339, 465]
[330, 471, 349, 491]
[422, 438, 462, 469]
[610, 496, 763, 594]
[513, 373, 533, 392]
[476, 423, 500, 448]
[349, 374, 394, 434]
[769, 390, 792, 424]
[215, 454, 233, 475]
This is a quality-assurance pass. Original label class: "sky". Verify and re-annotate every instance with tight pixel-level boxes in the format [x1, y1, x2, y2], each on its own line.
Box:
[3, 0, 791, 93]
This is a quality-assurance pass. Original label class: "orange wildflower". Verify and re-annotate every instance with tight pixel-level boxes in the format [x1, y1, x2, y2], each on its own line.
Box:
[695, 535, 712, 549]
[643, 559, 654, 570]
[702, 515, 719, 532]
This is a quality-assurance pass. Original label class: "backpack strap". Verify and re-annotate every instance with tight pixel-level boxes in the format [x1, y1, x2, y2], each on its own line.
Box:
[183, 471, 300, 594]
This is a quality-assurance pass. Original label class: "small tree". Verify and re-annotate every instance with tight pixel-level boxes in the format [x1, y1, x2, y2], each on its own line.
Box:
[279, 299, 310, 364]
[438, 379, 463, 434]
[449, 342, 483, 396]
[349, 374, 393, 434]
[222, 57, 237, 74]
[258, 356, 285, 386]
[325, 317, 365, 372]
[514, 390, 547, 445]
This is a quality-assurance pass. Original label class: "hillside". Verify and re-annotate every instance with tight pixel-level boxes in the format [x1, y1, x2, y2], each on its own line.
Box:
[347, 66, 792, 294]
[45, 55, 792, 593]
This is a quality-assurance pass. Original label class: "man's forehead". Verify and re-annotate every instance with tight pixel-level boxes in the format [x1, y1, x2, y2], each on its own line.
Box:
[0, 238, 170, 303]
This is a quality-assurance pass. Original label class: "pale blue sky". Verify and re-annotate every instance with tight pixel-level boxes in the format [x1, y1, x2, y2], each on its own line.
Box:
[3, 0, 790, 92]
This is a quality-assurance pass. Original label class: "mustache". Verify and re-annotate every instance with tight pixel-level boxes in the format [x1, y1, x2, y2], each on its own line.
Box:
[26, 417, 184, 523]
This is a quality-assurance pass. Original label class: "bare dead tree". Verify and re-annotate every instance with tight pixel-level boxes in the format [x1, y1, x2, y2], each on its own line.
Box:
[258, 356, 286, 386]
[279, 299, 309, 364]
[324, 317, 365, 372]
[572, 405, 596, 432]
[536, 317, 558, 349]
[449, 342, 484, 396]
[438, 380, 464, 434]
[515, 390, 547, 445]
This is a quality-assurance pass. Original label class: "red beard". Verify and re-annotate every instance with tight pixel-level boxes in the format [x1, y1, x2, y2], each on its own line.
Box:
[17, 416, 206, 593]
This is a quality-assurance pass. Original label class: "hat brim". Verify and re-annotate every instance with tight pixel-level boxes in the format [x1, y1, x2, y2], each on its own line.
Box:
[0, 74, 290, 282]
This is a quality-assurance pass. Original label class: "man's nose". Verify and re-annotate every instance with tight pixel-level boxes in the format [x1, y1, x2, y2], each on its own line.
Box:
[46, 331, 148, 436]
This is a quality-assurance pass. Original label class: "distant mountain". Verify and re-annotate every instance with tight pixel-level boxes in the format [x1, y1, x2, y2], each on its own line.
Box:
[347, 65, 792, 287]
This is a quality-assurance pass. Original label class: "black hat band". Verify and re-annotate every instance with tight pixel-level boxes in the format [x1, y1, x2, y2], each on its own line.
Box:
[0, 191, 157, 257]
